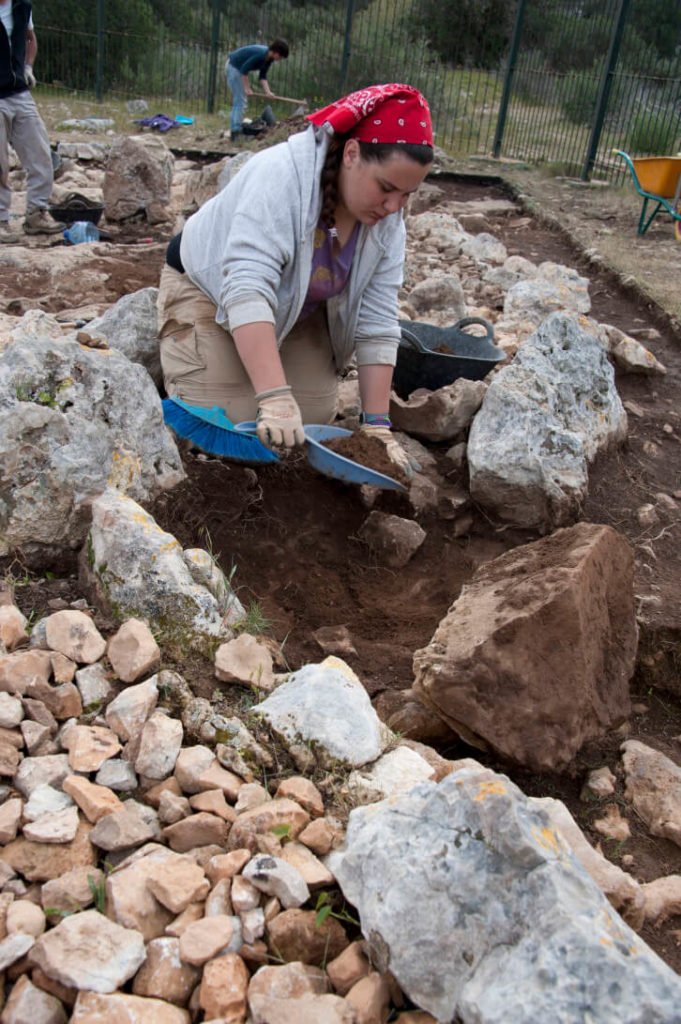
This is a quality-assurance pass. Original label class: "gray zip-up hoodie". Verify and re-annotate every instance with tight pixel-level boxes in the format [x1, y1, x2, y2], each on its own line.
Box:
[179, 123, 405, 370]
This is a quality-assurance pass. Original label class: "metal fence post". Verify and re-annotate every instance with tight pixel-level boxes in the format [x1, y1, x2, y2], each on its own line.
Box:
[580, 0, 632, 180]
[207, 0, 221, 114]
[339, 0, 356, 97]
[492, 0, 526, 159]
[95, 0, 104, 102]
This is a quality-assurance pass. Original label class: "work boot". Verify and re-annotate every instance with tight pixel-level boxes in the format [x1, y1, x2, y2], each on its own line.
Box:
[23, 208, 65, 235]
[230, 129, 242, 142]
[0, 220, 20, 243]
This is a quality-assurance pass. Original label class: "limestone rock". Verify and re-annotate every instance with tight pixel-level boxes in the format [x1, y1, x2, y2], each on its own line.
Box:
[106, 618, 161, 683]
[390, 378, 486, 440]
[44, 611, 106, 665]
[82, 490, 230, 657]
[198, 952, 250, 1020]
[2, 819, 96, 882]
[468, 312, 626, 528]
[253, 657, 390, 770]
[0, 316, 184, 557]
[0, 974, 67, 1024]
[214, 634, 275, 691]
[328, 762, 681, 1023]
[86, 289, 163, 388]
[132, 936, 200, 1006]
[358, 512, 426, 568]
[621, 740, 681, 847]
[413, 523, 636, 770]
[103, 135, 174, 222]
[105, 675, 158, 741]
[30, 909, 146, 992]
[70, 990, 190, 1023]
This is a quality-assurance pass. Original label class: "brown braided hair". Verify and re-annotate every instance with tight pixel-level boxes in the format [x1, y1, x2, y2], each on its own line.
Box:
[319, 135, 434, 230]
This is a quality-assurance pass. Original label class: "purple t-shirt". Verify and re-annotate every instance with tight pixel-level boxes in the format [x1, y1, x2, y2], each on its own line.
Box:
[297, 219, 360, 322]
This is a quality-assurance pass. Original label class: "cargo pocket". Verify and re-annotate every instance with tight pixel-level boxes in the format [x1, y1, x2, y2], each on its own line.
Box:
[159, 319, 208, 386]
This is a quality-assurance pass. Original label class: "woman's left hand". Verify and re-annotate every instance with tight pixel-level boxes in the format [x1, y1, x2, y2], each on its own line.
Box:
[359, 422, 420, 480]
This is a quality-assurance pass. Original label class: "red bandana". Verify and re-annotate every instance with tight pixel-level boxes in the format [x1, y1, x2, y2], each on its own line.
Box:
[306, 83, 433, 147]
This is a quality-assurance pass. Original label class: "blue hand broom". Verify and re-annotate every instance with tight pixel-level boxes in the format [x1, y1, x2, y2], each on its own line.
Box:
[162, 396, 279, 463]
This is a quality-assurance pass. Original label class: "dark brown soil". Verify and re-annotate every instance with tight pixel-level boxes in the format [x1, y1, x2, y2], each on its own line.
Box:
[6, 169, 681, 973]
[322, 432, 411, 486]
[0, 241, 167, 317]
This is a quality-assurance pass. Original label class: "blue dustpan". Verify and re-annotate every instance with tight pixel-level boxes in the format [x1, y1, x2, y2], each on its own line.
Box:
[235, 422, 407, 492]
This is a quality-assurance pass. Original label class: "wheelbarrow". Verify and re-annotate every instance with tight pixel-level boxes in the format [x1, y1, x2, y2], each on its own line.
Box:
[613, 149, 681, 240]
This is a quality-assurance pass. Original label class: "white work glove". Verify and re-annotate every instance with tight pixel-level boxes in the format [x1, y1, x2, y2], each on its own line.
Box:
[359, 414, 420, 480]
[255, 384, 305, 448]
[24, 65, 36, 89]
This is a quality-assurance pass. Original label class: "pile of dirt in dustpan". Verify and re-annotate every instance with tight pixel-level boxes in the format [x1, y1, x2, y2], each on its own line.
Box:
[322, 432, 411, 486]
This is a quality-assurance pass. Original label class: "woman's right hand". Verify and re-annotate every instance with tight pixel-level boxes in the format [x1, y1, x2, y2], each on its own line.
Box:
[255, 385, 305, 448]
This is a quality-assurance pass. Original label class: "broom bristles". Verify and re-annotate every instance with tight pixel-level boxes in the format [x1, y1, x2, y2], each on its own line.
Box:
[162, 398, 278, 463]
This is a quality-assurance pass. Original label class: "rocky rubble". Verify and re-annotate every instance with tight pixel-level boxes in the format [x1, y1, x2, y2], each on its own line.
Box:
[0, 593, 680, 1023]
[1, 130, 681, 1021]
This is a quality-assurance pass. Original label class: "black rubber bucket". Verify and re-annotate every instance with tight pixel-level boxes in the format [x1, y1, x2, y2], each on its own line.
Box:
[49, 192, 105, 227]
[392, 316, 504, 400]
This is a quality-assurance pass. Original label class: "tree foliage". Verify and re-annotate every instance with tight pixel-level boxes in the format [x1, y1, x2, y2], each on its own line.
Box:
[408, 0, 515, 69]
[407, 0, 681, 70]
[629, 0, 681, 60]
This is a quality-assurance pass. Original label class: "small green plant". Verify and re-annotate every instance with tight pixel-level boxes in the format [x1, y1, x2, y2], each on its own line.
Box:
[270, 823, 291, 842]
[45, 904, 79, 918]
[199, 526, 220, 564]
[314, 891, 360, 930]
[86, 533, 95, 569]
[88, 872, 107, 914]
[15, 377, 70, 411]
[238, 600, 273, 637]
[603, 836, 628, 859]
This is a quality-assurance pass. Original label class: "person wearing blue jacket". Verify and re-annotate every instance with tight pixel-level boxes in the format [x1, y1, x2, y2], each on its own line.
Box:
[226, 39, 289, 142]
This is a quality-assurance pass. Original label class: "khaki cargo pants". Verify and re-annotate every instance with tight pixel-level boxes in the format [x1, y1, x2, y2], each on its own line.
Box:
[157, 265, 338, 425]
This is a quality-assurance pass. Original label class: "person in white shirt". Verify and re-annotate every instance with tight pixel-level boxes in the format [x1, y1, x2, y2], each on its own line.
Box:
[0, 0, 64, 241]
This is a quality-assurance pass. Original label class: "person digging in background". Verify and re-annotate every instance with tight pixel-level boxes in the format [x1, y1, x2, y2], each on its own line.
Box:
[225, 39, 289, 142]
[157, 83, 434, 479]
[0, 0, 64, 241]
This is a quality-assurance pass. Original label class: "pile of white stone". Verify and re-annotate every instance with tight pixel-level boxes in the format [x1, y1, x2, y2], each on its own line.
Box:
[2, 586, 681, 1023]
[0, 601, 408, 1024]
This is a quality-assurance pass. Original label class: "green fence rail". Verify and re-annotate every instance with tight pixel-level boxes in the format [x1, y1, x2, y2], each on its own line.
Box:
[33, 0, 681, 185]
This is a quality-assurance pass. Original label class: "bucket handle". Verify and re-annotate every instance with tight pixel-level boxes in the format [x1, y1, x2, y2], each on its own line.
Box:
[55, 191, 102, 210]
[454, 316, 495, 343]
[399, 315, 494, 353]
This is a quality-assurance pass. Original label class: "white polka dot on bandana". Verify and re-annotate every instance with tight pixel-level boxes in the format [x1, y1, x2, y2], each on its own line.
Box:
[398, 118, 405, 126]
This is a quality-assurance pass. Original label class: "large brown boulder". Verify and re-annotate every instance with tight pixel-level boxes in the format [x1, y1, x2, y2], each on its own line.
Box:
[413, 522, 637, 770]
[102, 135, 174, 222]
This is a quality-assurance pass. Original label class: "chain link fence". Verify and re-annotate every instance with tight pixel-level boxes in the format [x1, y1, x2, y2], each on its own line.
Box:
[35, 0, 681, 184]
